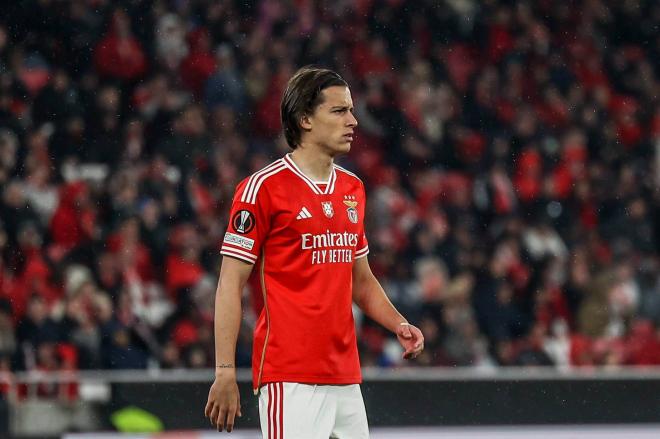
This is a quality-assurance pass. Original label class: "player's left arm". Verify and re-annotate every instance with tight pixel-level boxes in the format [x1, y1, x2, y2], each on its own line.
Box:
[352, 256, 424, 359]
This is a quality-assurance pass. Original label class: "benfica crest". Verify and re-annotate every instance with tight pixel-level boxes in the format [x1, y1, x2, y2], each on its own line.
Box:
[321, 201, 334, 218]
[343, 196, 359, 224]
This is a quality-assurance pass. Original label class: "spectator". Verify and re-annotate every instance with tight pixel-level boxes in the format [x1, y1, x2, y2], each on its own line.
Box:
[0, 300, 15, 359]
[99, 290, 149, 370]
[93, 9, 147, 82]
[16, 295, 61, 365]
[155, 14, 188, 72]
[49, 181, 96, 253]
[203, 44, 247, 114]
[180, 28, 216, 97]
[158, 104, 211, 174]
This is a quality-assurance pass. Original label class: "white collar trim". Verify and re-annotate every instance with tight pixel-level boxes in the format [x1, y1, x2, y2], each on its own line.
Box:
[283, 154, 337, 195]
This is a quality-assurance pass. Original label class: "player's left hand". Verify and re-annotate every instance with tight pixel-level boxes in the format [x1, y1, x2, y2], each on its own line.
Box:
[396, 322, 424, 360]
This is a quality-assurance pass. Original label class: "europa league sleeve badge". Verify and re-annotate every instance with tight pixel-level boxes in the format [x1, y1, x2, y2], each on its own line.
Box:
[232, 210, 256, 234]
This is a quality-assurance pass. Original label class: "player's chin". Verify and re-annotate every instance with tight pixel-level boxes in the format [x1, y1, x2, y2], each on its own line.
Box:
[335, 141, 352, 153]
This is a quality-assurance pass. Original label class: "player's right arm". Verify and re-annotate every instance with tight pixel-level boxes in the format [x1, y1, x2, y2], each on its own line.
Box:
[205, 172, 274, 432]
[205, 256, 254, 432]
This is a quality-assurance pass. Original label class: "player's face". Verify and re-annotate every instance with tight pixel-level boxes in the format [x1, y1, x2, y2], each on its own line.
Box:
[306, 86, 358, 155]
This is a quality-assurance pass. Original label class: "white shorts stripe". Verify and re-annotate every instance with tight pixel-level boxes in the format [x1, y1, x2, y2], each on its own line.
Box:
[272, 382, 279, 439]
[279, 382, 284, 438]
[270, 383, 275, 439]
[267, 383, 273, 439]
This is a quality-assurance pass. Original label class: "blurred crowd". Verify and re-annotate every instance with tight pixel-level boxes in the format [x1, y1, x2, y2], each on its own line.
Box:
[0, 0, 659, 394]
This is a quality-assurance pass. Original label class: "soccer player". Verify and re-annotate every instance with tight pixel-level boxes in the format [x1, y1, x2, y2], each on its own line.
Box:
[204, 67, 424, 437]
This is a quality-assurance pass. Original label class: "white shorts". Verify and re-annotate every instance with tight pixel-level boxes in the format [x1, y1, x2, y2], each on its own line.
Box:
[258, 382, 369, 439]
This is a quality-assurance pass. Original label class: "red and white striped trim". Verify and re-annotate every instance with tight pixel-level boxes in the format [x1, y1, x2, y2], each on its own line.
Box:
[334, 164, 362, 182]
[220, 245, 258, 264]
[267, 383, 273, 439]
[283, 154, 337, 195]
[355, 245, 369, 259]
[267, 382, 284, 439]
[240, 159, 286, 204]
[325, 166, 337, 194]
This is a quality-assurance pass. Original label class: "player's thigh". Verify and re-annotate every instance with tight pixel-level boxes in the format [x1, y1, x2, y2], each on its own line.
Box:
[258, 382, 335, 439]
[330, 384, 369, 439]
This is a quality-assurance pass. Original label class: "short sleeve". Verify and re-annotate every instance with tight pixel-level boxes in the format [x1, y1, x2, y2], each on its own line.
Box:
[220, 178, 272, 264]
[355, 182, 369, 259]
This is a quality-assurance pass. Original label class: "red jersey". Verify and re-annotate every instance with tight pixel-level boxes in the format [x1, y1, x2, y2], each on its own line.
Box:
[220, 154, 369, 392]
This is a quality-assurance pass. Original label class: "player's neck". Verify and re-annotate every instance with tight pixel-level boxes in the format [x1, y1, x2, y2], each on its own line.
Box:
[289, 147, 334, 182]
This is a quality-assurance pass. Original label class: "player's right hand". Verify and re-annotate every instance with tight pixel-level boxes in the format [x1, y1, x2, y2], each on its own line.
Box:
[205, 374, 242, 432]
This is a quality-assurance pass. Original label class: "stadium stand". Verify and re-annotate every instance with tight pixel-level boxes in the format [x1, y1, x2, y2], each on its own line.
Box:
[0, 0, 658, 387]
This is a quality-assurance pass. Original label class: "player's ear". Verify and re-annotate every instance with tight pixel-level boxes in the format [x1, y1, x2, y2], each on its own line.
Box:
[300, 113, 312, 131]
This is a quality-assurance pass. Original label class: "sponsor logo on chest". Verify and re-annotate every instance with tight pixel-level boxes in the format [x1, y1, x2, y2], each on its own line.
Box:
[301, 230, 358, 265]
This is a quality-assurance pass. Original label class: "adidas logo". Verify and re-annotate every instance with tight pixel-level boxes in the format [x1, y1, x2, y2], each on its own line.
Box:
[296, 207, 312, 220]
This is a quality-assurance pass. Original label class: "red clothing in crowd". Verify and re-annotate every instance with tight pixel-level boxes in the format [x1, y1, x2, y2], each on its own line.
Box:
[350, 39, 392, 80]
[442, 43, 479, 92]
[625, 321, 660, 365]
[180, 28, 216, 97]
[49, 182, 95, 251]
[254, 67, 290, 138]
[94, 10, 147, 81]
[172, 318, 199, 348]
[487, 24, 515, 63]
[6, 251, 62, 321]
[165, 254, 204, 299]
[106, 234, 154, 282]
[513, 148, 543, 202]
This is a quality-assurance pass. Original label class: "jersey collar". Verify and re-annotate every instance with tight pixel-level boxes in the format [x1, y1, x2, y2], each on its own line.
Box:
[283, 153, 337, 195]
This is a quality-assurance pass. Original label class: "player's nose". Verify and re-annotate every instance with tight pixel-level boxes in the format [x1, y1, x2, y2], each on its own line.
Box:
[346, 112, 358, 127]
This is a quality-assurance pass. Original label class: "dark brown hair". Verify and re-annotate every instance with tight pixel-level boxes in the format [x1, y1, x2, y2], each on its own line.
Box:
[280, 66, 348, 149]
